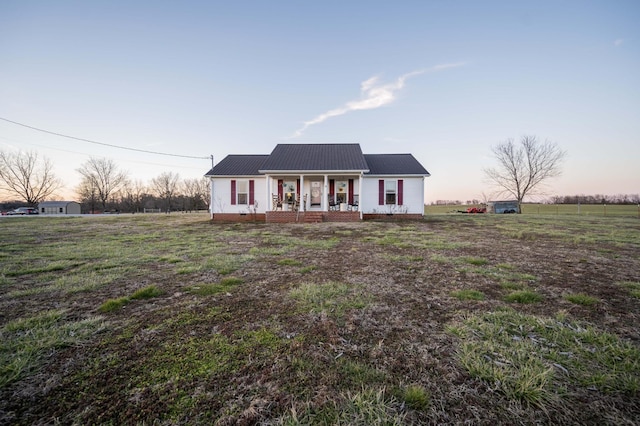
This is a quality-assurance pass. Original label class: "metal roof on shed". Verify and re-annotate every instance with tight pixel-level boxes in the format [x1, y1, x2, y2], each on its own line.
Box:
[37, 201, 80, 207]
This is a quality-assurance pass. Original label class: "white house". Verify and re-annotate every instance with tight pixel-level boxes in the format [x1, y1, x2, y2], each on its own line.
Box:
[38, 201, 82, 215]
[204, 144, 430, 222]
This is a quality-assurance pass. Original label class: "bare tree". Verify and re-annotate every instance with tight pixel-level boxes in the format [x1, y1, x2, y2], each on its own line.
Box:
[151, 172, 180, 212]
[182, 177, 209, 211]
[75, 178, 99, 214]
[118, 179, 149, 213]
[76, 157, 129, 211]
[484, 136, 566, 211]
[0, 150, 63, 204]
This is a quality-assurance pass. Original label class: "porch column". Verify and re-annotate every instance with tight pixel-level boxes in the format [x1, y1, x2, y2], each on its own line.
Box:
[323, 175, 329, 211]
[209, 178, 214, 218]
[265, 175, 271, 211]
[299, 174, 305, 212]
[358, 173, 364, 219]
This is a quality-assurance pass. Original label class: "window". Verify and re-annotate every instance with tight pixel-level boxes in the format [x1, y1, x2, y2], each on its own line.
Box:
[283, 180, 296, 204]
[231, 180, 254, 205]
[336, 180, 347, 204]
[385, 180, 396, 205]
[378, 179, 403, 206]
[236, 180, 248, 205]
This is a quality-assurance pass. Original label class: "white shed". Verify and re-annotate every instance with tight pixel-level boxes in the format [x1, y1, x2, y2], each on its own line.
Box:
[38, 201, 82, 215]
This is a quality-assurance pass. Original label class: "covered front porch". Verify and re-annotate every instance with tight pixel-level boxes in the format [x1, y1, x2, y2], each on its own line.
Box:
[264, 174, 362, 221]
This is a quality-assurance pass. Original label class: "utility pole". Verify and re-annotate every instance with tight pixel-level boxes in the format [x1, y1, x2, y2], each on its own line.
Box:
[210, 155, 214, 168]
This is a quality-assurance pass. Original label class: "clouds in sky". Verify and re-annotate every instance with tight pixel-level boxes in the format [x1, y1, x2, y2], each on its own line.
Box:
[614, 38, 624, 47]
[290, 62, 466, 138]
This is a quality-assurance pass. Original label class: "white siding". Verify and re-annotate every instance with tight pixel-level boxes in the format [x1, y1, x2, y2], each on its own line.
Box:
[360, 176, 425, 215]
[38, 201, 81, 215]
[210, 177, 266, 214]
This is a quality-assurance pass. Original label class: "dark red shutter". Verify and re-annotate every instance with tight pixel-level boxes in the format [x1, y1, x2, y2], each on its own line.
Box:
[348, 179, 354, 204]
[398, 179, 403, 205]
[231, 180, 237, 205]
[378, 180, 384, 205]
[278, 179, 283, 200]
[329, 179, 335, 196]
[249, 180, 255, 205]
[296, 179, 300, 197]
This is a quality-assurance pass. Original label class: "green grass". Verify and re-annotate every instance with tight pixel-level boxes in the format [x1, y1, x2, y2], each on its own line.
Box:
[131, 285, 163, 300]
[290, 281, 368, 318]
[450, 310, 640, 406]
[505, 290, 543, 304]
[619, 281, 640, 298]
[99, 296, 130, 312]
[337, 358, 387, 388]
[298, 265, 317, 274]
[400, 384, 430, 411]
[277, 388, 406, 425]
[461, 256, 489, 266]
[277, 258, 304, 266]
[138, 327, 285, 385]
[564, 293, 599, 306]
[451, 289, 486, 301]
[0, 310, 105, 388]
[99, 285, 163, 312]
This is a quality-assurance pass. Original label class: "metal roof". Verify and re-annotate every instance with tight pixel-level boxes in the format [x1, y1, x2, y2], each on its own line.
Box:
[258, 144, 370, 172]
[37, 201, 80, 207]
[205, 145, 430, 177]
[364, 154, 430, 176]
[205, 155, 269, 176]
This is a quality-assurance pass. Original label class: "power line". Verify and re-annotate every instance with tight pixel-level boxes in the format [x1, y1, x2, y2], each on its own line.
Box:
[0, 136, 204, 171]
[0, 116, 210, 160]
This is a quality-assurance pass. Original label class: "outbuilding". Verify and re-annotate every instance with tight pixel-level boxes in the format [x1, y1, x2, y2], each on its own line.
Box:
[38, 201, 82, 215]
[487, 200, 520, 214]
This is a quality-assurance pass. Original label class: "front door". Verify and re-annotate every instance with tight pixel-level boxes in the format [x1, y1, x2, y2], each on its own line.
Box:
[310, 181, 322, 207]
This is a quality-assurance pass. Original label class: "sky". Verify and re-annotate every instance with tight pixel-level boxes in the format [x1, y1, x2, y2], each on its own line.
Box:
[1, 0, 638, 203]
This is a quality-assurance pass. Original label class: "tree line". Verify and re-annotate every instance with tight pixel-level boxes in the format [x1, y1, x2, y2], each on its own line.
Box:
[547, 194, 640, 205]
[0, 150, 210, 213]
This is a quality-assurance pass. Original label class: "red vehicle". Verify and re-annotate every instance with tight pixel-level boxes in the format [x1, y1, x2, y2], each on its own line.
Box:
[458, 206, 486, 214]
[466, 207, 486, 213]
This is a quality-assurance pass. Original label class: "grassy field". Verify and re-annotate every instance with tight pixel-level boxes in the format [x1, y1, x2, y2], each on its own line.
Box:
[425, 203, 640, 217]
[1, 213, 639, 424]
